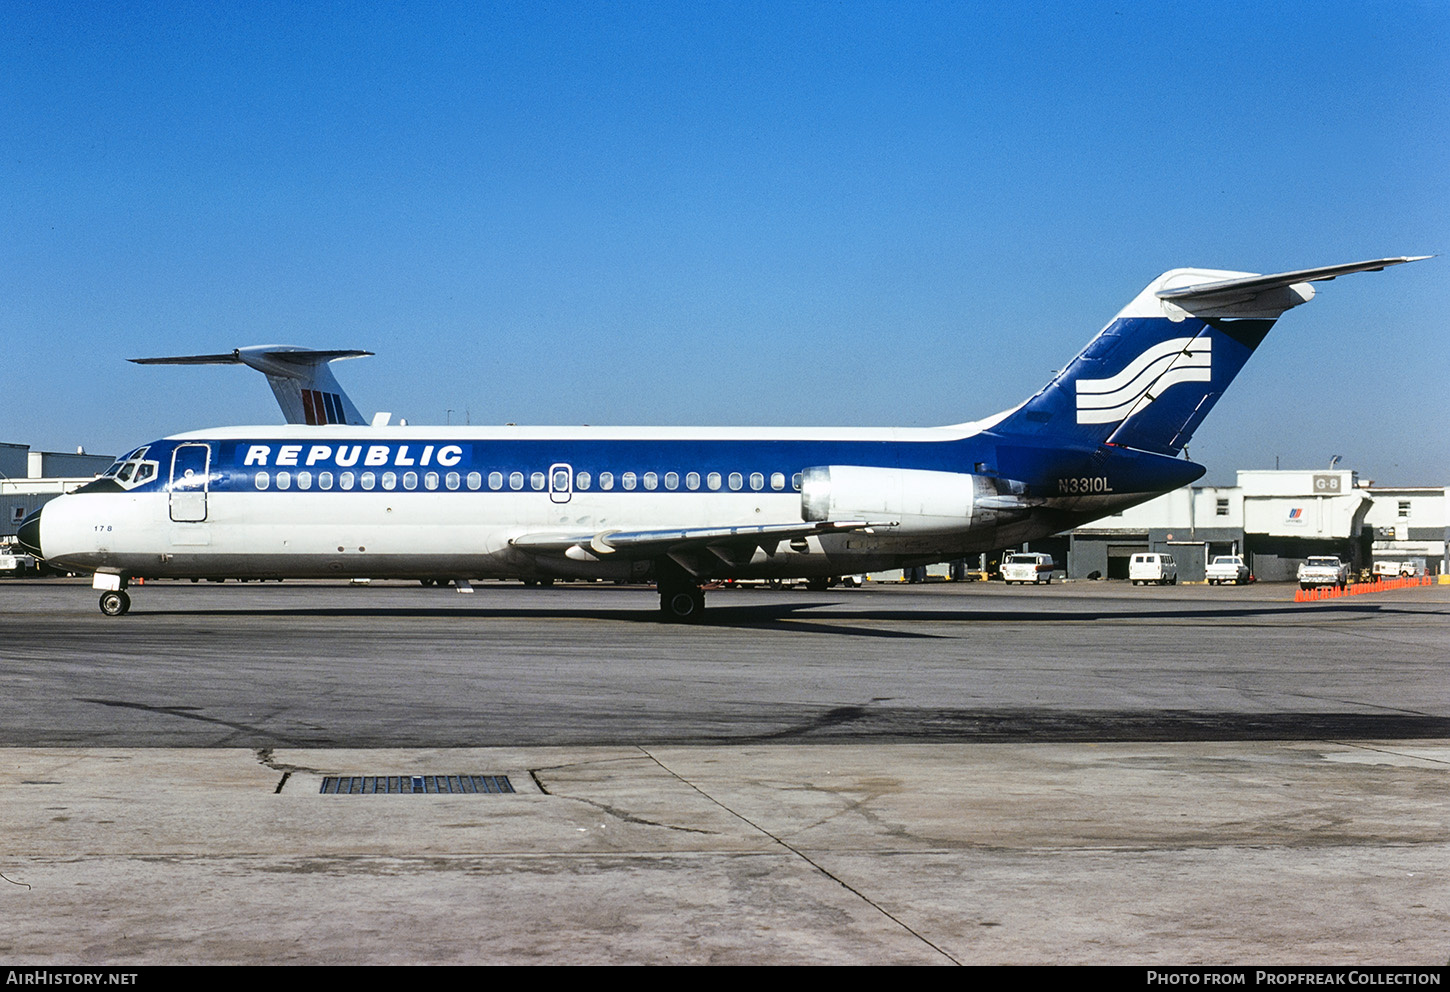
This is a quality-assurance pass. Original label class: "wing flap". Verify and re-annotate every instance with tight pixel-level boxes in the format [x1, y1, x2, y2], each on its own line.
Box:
[509, 519, 890, 559]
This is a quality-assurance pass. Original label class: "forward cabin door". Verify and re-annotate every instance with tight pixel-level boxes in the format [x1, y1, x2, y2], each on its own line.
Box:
[169, 444, 211, 522]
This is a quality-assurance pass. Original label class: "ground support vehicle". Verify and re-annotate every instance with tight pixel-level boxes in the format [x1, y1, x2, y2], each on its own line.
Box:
[1298, 556, 1349, 590]
[1205, 555, 1250, 585]
[1001, 552, 1054, 585]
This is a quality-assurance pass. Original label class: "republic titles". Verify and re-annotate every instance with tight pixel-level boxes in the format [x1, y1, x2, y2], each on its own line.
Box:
[239, 443, 466, 470]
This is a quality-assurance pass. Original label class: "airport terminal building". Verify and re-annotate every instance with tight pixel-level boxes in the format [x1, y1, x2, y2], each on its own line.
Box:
[1042, 469, 1447, 583]
[1, 442, 115, 534]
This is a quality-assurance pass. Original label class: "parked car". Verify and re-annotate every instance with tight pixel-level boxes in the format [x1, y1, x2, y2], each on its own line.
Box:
[1001, 552, 1054, 584]
[1205, 555, 1250, 585]
[1297, 556, 1349, 590]
[1129, 553, 1177, 585]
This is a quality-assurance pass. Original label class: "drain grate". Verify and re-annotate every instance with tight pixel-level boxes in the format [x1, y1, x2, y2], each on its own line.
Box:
[320, 774, 515, 795]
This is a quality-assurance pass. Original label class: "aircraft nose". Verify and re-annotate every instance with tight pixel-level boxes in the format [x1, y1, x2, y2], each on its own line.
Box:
[16, 508, 42, 558]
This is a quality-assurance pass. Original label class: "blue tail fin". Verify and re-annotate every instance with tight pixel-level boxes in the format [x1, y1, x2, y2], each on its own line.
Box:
[991, 258, 1425, 455]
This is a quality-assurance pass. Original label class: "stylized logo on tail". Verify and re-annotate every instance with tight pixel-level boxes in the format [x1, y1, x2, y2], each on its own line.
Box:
[1075, 337, 1211, 426]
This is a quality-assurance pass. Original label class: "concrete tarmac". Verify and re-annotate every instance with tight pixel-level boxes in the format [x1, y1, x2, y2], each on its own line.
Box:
[1, 579, 1447, 965]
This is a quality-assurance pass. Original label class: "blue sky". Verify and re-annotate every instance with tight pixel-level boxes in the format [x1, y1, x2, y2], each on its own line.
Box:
[4, 1, 1445, 485]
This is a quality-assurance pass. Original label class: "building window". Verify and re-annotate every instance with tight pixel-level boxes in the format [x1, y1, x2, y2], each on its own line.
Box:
[1216, 498, 1229, 517]
[1398, 501, 1411, 518]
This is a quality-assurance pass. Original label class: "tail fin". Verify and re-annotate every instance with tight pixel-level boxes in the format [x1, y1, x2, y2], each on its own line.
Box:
[130, 345, 372, 426]
[992, 257, 1426, 455]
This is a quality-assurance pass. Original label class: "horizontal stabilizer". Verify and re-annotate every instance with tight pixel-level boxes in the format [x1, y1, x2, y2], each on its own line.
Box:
[1156, 257, 1429, 317]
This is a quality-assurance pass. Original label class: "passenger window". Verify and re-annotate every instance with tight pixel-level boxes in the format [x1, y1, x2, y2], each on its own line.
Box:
[575, 471, 590, 491]
[686, 472, 700, 491]
[298, 471, 313, 490]
[643, 472, 658, 491]
[599, 472, 614, 491]
[254, 471, 270, 490]
[531, 472, 545, 491]
[319, 472, 334, 490]
[791, 473, 802, 491]
[361, 472, 377, 490]
[381, 472, 397, 491]
[728, 472, 742, 491]
[771, 472, 785, 491]
[446, 472, 461, 491]
[426, 472, 440, 490]
[553, 469, 570, 490]
[509, 472, 524, 490]
[707, 472, 721, 491]
[405, 472, 419, 490]
[664, 472, 679, 490]
[487, 472, 501, 490]
[749, 472, 763, 491]
[276, 471, 292, 490]
[466, 472, 481, 490]
[339, 472, 355, 491]
[622, 472, 637, 491]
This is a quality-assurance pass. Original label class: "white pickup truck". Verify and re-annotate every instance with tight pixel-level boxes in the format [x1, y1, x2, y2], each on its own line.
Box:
[0, 548, 37, 576]
[1297, 556, 1349, 590]
[1205, 555, 1250, 585]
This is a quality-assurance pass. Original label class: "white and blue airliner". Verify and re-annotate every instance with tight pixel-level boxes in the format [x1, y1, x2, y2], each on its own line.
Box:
[18, 257, 1424, 619]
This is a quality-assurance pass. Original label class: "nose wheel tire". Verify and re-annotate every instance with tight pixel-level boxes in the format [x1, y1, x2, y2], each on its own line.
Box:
[99, 590, 131, 617]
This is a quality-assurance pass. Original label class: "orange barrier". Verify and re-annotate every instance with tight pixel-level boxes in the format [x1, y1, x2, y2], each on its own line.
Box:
[1293, 575, 1432, 602]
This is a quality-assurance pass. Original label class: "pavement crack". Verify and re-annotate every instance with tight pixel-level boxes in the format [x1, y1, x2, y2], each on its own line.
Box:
[538, 786, 716, 834]
[638, 746, 962, 966]
[76, 698, 304, 745]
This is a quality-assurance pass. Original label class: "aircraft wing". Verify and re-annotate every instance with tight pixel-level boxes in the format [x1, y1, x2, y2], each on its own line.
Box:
[509, 519, 891, 567]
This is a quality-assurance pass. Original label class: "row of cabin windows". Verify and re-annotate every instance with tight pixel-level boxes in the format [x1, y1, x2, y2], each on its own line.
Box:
[251, 469, 804, 494]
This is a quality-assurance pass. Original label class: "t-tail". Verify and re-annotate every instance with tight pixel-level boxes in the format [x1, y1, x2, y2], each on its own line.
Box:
[130, 345, 373, 426]
[991, 257, 1427, 455]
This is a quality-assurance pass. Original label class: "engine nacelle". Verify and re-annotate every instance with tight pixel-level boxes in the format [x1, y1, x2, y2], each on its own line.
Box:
[800, 465, 976, 535]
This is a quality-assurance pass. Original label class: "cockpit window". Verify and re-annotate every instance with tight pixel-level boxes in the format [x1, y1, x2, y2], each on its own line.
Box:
[107, 446, 162, 490]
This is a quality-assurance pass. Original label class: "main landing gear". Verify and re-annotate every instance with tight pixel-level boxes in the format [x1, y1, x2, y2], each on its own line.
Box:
[655, 558, 705, 622]
[659, 584, 705, 621]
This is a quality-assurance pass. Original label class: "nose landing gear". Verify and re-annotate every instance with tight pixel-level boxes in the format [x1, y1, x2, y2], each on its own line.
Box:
[94, 574, 132, 616]
[99, 589, 132, 616]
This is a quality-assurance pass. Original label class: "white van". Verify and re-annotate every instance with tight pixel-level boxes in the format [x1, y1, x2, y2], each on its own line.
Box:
[1001, 552, 1054, 584]
[1129, 553, 1177, 585]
